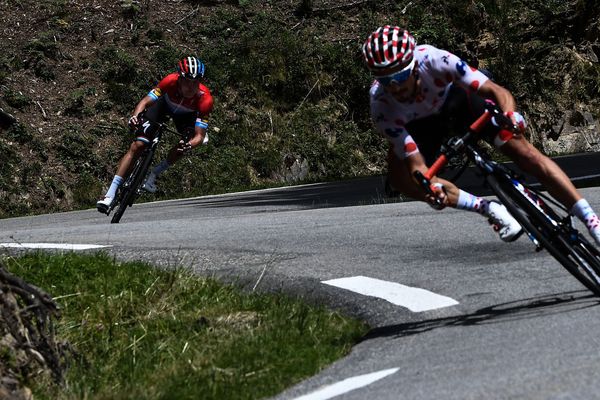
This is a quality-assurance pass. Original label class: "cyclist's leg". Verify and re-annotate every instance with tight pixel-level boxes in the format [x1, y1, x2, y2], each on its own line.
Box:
[387, 147, 440, 201]
[169, 113, 200, 163]
[143, 112, 197, 192]
[441, 84, 579, 209]
[98, 139, 148, 210]
[499, 135, 600, 244]
[499, 136, 579, 207]
[99, 99, 166, 203]
[454, 87, 600, 244]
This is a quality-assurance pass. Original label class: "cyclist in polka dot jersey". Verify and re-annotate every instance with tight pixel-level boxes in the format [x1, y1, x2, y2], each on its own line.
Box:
[364, 26, 600, 244]
[371, 44, 498, 155]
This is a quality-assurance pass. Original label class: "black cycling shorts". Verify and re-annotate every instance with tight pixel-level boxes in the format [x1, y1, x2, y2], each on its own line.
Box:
[405, 85, 501, 165]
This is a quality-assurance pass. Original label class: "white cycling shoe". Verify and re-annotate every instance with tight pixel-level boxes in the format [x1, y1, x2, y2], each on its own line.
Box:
[96, 196, 115, 214]
[487, 201, 523, 242]
[142, 173, 158, 193]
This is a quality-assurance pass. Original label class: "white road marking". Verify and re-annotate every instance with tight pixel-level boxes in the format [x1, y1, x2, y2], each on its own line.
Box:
[291, 368, 399, 400]
[322, 275, 459, 312]
[0, 243, 111, 250]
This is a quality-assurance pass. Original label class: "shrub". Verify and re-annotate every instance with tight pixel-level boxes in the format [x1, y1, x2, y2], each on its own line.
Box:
[4, 123, 33, 144]
[64, 89, 87, 117]
[56, 127, 102, 175]
[96, 47, 149, 111]
[3, 90, 31, 110]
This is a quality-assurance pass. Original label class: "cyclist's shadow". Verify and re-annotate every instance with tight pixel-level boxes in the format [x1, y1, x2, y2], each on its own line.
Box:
[362, 290, 600, 341]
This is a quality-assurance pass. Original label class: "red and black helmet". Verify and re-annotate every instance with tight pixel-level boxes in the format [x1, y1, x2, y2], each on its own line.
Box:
[362, 26, 416, 71]
[177, 56, 205, 80]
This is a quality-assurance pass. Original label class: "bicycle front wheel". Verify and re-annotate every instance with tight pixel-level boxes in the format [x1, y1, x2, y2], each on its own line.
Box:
[486, 174, 600, 296]
[111, 151, 154, 224]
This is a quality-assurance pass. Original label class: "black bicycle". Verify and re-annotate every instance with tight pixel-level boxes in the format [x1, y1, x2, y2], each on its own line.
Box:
[106, 120, 182, 224]
[414, 105, 600, 296]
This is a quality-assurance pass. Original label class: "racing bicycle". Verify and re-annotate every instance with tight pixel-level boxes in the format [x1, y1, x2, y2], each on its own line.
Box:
[105, 119, 185, 224]
[414, 105, 600, 296]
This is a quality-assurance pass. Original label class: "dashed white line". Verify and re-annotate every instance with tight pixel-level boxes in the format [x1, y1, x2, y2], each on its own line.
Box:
[322, 275, 459, 312]
[0, 243, 111, 250]
[291, 368, 399, 400]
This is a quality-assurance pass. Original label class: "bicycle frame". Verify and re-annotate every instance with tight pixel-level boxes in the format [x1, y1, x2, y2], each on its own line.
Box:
[414, 107, 573, 248]
[108, 119, 183, 223]
[413, 106, 600, 296]
[464, 140, 566, 249]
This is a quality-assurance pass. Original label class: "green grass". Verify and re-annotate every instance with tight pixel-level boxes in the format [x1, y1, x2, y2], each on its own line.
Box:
[4, 252, 368, 399]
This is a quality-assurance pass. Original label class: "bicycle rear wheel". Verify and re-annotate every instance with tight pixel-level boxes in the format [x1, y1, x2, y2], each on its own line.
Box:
[111, 151, 154, 224]
[555, 233, 600, 293]
[486, 174, 600, 296]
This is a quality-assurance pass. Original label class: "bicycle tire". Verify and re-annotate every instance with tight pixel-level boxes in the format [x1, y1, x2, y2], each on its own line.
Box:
[486, 173, 600, 296]
[110, 150, 154, 224]
[555, 233, 600, 292]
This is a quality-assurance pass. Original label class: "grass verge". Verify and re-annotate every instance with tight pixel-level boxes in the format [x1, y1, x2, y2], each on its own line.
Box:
[4, 252, 368, 399]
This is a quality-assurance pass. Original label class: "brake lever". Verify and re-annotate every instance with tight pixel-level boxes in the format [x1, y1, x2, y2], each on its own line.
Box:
[414, 171, 444, 207]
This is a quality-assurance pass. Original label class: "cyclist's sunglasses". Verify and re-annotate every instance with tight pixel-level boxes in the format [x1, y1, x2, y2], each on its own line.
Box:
[376, 59, 416, 86]
[180, 75, 202, 82]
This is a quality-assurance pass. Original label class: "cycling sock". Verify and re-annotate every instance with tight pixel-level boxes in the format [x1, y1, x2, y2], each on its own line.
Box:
[151, 160, 170, 177]
[106, 175, 124, 198]
[456, 190, 490, 215]
[571, 198, 600, 232]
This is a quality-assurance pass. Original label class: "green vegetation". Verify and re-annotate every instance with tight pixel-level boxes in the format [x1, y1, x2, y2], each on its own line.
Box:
[0, 0, 598, 217]
[4, 252, 367, 399]
[3, 89, 31, 110]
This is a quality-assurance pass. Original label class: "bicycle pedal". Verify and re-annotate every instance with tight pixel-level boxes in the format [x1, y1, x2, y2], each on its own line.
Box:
[97, 205, 110, 216]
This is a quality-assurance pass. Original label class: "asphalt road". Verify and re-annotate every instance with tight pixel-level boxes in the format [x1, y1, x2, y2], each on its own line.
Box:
[2, 171, 600, 399]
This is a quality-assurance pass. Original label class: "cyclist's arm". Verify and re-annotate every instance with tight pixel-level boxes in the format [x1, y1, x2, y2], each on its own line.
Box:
[404, 151, 454, 208]
[132, 95, 156, 118]
[188, 125, 207, 147]
[478, 79, 516, 113]
[426, 45, 520, 115]
[404, 149, 428, 176]
[188, 90, 214, 148]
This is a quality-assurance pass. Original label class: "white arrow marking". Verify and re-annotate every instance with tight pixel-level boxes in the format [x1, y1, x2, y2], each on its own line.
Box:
[291, 368, 399, 400]
[0, 243, 111, 250]
[322, 275, 459, 312]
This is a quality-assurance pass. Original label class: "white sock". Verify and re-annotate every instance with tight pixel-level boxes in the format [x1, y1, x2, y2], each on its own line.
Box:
[106, 175, 123, 198]
[456, 190, 491, 216]
[571, 198, 600, 231]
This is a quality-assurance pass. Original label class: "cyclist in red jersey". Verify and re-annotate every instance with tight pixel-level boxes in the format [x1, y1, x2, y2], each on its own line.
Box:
[97, 56, 214, 213]
[363, 26, 600, 245]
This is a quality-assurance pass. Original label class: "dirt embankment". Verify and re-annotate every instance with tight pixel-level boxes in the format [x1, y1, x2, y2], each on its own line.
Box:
[0, 1, 598, 218]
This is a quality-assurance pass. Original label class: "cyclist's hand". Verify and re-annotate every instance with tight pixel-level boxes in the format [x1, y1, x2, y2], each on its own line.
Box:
[505, 111, 527, 135]
[426, 182, 448, 210]
[128, 115, 139, 129]
[177, 140, 192, 154]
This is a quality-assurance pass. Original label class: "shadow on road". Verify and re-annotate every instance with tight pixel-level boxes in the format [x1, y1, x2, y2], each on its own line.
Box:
[362, 290, 600, 341]
[144, 153, 600, 212]
[155, 175, 397, 210]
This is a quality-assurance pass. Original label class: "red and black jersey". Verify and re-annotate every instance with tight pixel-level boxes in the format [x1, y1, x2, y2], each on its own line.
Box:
[148, 72, 213, 117]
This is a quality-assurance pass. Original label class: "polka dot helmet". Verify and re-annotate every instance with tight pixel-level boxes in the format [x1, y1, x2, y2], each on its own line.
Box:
[362, 26, 416, 71]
